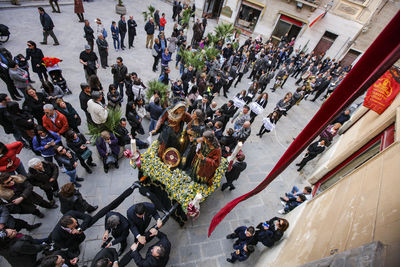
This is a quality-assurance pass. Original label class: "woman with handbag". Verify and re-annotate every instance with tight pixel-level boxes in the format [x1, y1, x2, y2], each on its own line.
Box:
[96, 130, 119, 173]
[58, 182, 97, 214]
[55, 145, 84, 187]
[55, 98, 82, 133]
[66, 130, 96, 174]
[23, 86, 47, 125]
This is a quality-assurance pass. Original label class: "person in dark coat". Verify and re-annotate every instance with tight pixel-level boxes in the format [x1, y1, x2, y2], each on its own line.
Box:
[65, 130, 96, 173]
[0, 95, 26, 144]
[311, 75, 332, 102]
[0, 204, 41, 231]
[111, 57, 128, 99]
[145, 18, 155, 49]
[220, 100, 236, 121]
[226, 241, 254, 263]
[54, 98, 81, 133]
[0, 173, 57, 218]
[118, 15, 127, 50]
[6, 101, 36, 149]
[226, 226, 256, 246]
[296, 139, 326, 171]
[333, 109, 351, 125]
[126, 101, 145, 137]
[27, 158, 59, 202]
[126, 202, 162, 245]
[121, 228, 171, 267]
[103, 211, 130, 256]
[154, 10, 160, 29]
[83, 20, 95, 50]
[79, 82, 92, 123]
[96, 131, 120, 173]
[96, 33, 109, 69]
[145, 97, 164, 132]
[90, 247, 119, 267]
[26, 40, 49, 82]
[38, 7, 59, 46]
[0, 49, 23, 100]
[23, 87, 47, 125]
[115, 118, 148, 149]
[255, 217, 289, 247]
[58, 182, 97, 214]
[0, 228, 47, 267]
[127, 16, 137, 49]
[54, 145, 85, 187]
[221, 154, 247, 191]
[50, 210, 92, 259]
[79, 45, 99, 82]
[278, 194, 307, 214]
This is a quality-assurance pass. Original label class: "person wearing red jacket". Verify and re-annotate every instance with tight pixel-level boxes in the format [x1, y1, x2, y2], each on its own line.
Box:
[0, 141, 27, 176]
[159, 13, 167, 31]
[42, 103, 69, 136]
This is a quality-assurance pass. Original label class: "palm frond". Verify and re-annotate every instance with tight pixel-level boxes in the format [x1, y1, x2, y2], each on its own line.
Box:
[146, 79, 170, 105]
[87, 108, 122, 142]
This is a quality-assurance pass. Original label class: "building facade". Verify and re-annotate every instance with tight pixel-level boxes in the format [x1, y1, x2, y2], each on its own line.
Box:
[195, 0, 399, 66]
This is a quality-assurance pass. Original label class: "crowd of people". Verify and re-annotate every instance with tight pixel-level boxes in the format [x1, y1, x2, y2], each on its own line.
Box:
[0, 1, 356, 266]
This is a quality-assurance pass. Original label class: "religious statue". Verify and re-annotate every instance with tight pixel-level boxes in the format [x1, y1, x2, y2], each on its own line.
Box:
[190, 130, 222, 185]
[180, 109, 206, 170]
[151, 102, 192, 159]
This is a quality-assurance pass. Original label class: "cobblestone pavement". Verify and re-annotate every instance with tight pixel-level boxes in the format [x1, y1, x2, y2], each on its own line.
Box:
[0, 0, 321, 266]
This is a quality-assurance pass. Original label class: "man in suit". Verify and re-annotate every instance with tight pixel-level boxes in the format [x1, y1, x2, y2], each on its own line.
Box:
[127, 16, 137, 49]
[190, 96, 213, 119]
[221, 154, 247, 191]
[126, 202, 163, 245]
[220, 100, 236, 121]
[123, 228, 171, 267]
[118, 15, 127, 50]
[311, 75, 332, 102]
[296, 139, 326, 171]
[90, 247, 119, 267]
[50, 210, 92, 258]
[103, 211, 130, 256]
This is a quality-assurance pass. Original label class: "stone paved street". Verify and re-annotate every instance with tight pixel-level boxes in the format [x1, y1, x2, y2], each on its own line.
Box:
[0, 1, 322, 266]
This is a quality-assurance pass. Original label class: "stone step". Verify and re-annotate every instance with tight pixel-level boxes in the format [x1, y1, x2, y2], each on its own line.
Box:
[0, 0, 74, 9]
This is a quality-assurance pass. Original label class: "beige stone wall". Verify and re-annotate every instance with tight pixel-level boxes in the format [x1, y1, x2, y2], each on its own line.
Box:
[256, 139, 400, 266]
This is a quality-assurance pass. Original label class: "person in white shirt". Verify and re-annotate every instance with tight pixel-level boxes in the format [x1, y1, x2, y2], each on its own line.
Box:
[87, 91, 108, 126]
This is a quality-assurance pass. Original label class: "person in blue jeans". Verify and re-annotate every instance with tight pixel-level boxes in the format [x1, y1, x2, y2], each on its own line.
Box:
[55, 145, 84, 187]
[111, 21, 120, 51]
[32, 125, 62, 166]
[226, 241, 254, 263]
[281, 185, 312, 201]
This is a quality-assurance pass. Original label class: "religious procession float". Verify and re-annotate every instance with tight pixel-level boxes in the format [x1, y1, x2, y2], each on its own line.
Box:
[126, 102, 241, 226]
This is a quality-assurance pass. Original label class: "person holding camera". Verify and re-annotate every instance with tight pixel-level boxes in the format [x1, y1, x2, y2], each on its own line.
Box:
[27, 158, 59, 202]
[54, 145, 84, 188]
[65, 130, 96, 174]
[79, 45, 99, 82]
[50, 210, 92, 259]
[111, 57, 128, 99]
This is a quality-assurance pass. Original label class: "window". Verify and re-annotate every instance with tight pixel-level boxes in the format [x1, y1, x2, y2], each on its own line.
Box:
[234, 1, 264, 32]
[313, 124, 395, 196]
[271, 15, 303, 42]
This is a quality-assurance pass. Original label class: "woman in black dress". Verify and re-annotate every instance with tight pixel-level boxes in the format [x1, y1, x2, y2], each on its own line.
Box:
[26, 41, 48, 82]
[23, 86, 47, 125]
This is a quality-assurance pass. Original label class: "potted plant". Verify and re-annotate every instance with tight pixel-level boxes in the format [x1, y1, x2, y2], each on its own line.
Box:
[87, 108, 122, 142]
[116, 0, 127, 15]
[142, 5, 155, 22]
[146, 79, 170, 107]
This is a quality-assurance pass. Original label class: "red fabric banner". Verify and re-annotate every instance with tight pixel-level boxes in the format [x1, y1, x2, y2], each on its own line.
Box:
[363, 67, 400, 114]
[309, 12, 326, 28]
[208, 11, 400, 237]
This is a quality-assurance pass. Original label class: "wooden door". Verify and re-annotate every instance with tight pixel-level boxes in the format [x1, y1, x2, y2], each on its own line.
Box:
[341, 49, 361, 67]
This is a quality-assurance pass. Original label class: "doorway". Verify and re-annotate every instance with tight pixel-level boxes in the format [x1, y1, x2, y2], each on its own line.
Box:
[271, 14, 303, 43]
[203, 0, 224, 19]
[313, 31, 338, 56]
[341, 49, 361, 67]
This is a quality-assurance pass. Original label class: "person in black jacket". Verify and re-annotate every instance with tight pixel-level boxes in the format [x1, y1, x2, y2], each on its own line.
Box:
[26, 40, 49, 82]
[0, 95, 25, 144]
[255, 217, 289, 248]
[38, 252, 79, 267]
[38, 7, 59, 46]
[0, 173, 58, 218]
[83, 20, 95, 50]
[7, 101, 37, 150]
[79, 82, 92, 124]
[24, 87, 47, 125]
[296, 139, 326, 171]
[54, 145, 84, 187]
[120, 228, 171, 267]
[221, 154, 247, 191]
[90, 247, 119, 267]
[249, 93, 268, 123]
[0, 228, 47, 267]
[50, 210, 92, 259]
[127, 16, 137, 49]
[0, 204, 41, 231]
[0, 49, 22, 100]
[58, 182, 97, 214]
[65, 130, 96, 173]
[115, 118, 148, 149]
[126, 101, 144, 137]
[118, 15, 127, 50]
[144, 18, 155, 49]
[126, 202, 163, 245]
[111, 57, 128, 99]
[103, 211, 130, 256]
[55, 98, 81, 133]
[96, 33, 109, 69]
[311, 75, 332, 102]
[27, 158, 59, 202]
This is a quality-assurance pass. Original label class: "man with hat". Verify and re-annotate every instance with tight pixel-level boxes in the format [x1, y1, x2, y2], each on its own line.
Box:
[79, 44, 99, 82]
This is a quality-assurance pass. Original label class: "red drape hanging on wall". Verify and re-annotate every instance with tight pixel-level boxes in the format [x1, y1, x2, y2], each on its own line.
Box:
[208, 11, 400, 237]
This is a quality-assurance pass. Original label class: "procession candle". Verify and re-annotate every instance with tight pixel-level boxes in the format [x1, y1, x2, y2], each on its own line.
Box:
[131, 138, 137, 158]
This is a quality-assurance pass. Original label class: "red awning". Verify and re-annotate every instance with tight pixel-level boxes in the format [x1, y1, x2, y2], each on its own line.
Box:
[280, 14, 303, 27]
